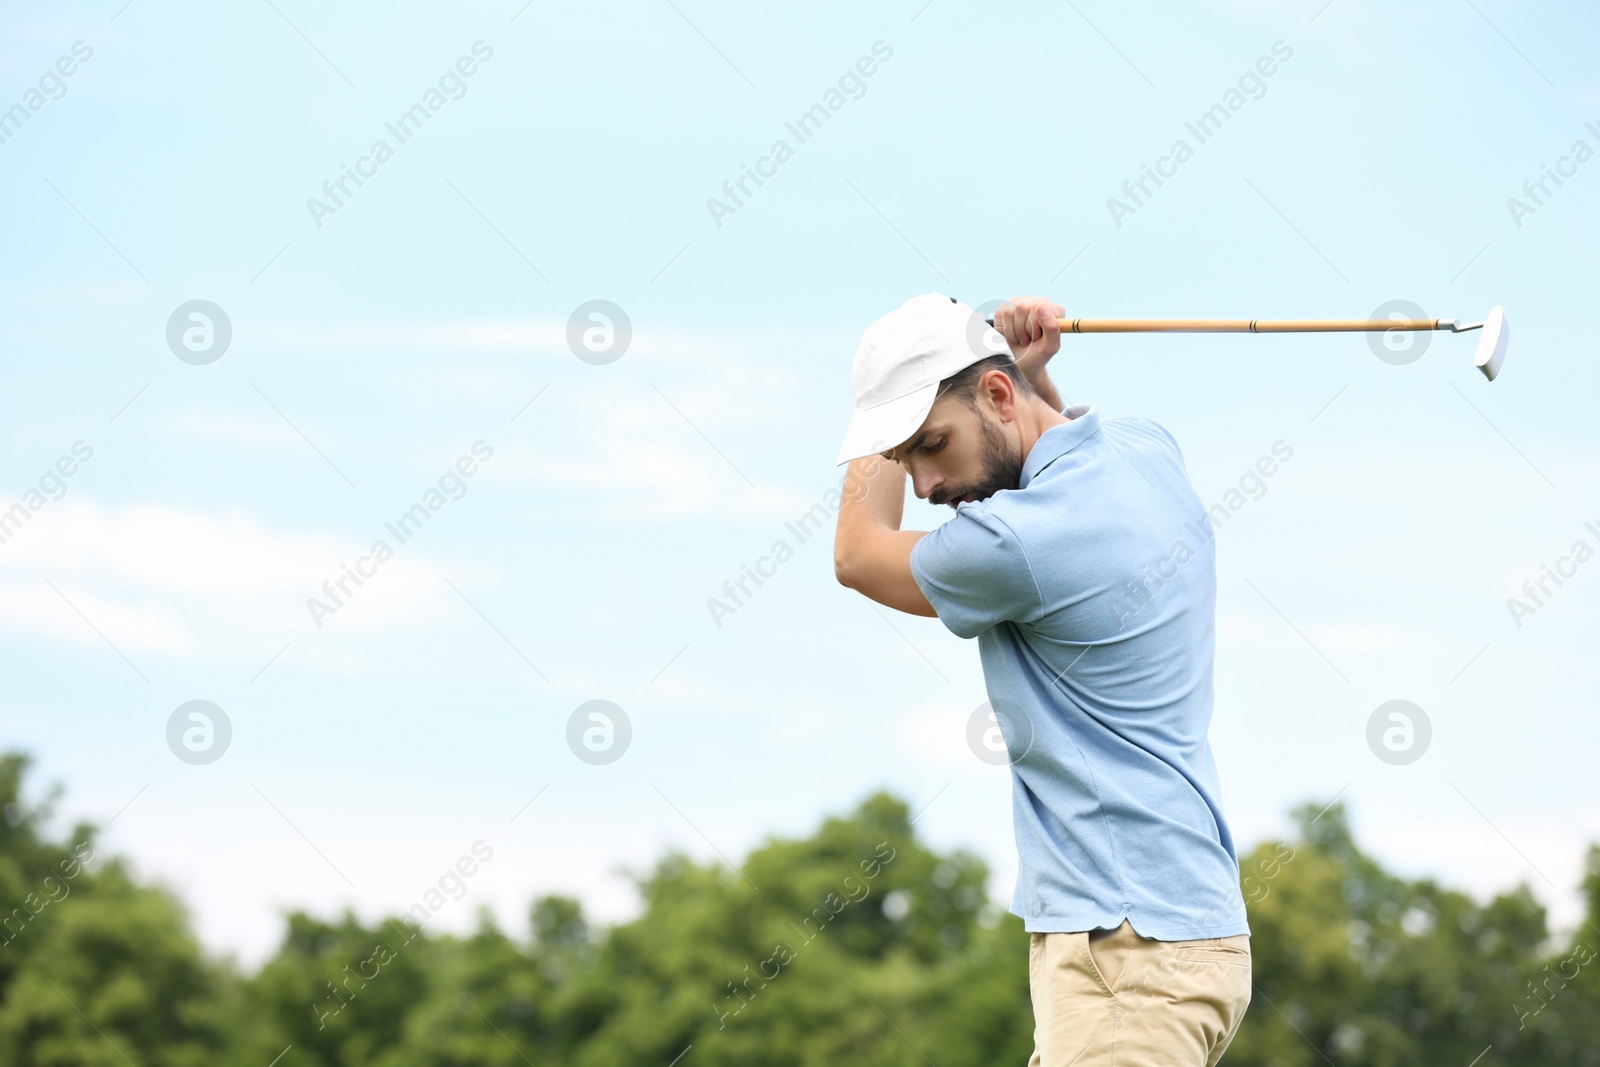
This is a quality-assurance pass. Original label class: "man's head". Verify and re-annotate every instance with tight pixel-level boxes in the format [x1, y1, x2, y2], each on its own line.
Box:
[883, 355, 1034, 506]
[837, 294, 1050, 507]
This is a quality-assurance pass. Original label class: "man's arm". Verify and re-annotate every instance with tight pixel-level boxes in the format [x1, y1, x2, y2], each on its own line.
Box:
[994, 296, 1066, 411]
[833, 456, 936, 616]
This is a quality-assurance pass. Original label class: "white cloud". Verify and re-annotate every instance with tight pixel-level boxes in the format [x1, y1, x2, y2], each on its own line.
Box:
[0, 497, 498, 657]
[1360, 810, 1600, 934]
[485, 379, 825, 525]
[250, 317, 786, 371]
[485, 437, 815, 525]
[2, 576, 193, 654]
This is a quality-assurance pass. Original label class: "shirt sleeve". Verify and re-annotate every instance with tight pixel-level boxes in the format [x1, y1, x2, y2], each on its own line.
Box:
[909, 507, 1042, 639]
[1113, 416, 1188, 477]
[1151, 420, 1187, 470]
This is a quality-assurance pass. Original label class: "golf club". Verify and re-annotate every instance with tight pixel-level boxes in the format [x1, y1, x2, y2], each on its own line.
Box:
[984, 306, 1510, 380]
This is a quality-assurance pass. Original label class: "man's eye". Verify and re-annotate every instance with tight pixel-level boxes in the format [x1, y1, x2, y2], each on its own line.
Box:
[923, 438, 945, 454]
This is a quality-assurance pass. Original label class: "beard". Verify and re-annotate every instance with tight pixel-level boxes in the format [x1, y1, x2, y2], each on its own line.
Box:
[929, 413, 1024, 507]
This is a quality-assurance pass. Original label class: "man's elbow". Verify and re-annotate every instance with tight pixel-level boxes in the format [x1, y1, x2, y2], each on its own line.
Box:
[833, 526, 859, 588]
[833, 549, 857, 589]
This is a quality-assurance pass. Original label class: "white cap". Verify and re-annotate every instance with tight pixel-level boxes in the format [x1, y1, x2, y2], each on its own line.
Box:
[835, 293, 1012, 465]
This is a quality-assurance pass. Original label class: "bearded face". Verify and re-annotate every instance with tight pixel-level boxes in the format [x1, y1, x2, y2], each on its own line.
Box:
[926, 406, 1024, 508]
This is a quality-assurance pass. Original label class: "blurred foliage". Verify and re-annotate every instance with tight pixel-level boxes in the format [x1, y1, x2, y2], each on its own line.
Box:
[2, 751, 1597, 1064]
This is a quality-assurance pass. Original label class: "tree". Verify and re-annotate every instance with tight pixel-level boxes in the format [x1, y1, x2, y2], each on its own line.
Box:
[0, 754, 229, 1066]
[1228, 801, 1563, 1066]
[4, 750, 1600, 1065]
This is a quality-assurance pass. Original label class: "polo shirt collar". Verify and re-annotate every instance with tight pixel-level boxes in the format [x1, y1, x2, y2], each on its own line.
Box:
[1019, 404, 1099, 488]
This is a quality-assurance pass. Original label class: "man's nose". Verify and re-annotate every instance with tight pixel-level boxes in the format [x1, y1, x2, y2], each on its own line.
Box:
[910, 466, 941, 500]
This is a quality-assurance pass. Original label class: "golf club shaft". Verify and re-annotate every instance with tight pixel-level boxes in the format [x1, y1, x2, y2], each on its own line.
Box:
[1036, 318, 1442, 334]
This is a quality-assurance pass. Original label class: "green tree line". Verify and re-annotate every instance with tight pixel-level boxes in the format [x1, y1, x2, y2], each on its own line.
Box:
[1, 751, 1595, 1065]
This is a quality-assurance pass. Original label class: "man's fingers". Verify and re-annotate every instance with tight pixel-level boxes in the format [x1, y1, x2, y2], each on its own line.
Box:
[1004, 296, 1054, 348]
[1041, 310, 1060, 343]
[1031, 303, 1055, 344]
[997, 296, 1067, 356]
[999, 302, 1027, 348]
[1018, 299, 1040, 344]
[998, 302, 1024, 340]
[993, 303, 1015, 346]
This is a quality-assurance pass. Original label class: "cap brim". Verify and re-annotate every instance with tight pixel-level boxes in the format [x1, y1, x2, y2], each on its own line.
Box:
[835, 383, 938, 466]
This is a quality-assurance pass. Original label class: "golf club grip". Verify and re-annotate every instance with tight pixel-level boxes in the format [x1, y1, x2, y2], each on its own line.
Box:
[982, 317, 1441, 334]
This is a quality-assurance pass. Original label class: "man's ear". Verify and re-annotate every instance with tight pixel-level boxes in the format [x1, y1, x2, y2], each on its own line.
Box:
[980, 368, 1019, 423]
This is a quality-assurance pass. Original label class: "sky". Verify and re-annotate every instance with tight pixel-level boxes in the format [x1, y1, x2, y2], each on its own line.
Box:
[2, 0, 1598, 967]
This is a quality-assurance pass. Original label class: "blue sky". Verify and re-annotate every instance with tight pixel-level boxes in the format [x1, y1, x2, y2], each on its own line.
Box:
[2, 0, 1597, 964]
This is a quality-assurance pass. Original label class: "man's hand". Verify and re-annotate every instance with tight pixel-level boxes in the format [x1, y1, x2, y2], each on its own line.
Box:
[993, 296, 1066, 411]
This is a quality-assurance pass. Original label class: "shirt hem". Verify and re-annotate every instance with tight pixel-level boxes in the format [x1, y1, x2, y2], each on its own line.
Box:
[1020, 916, 1251, 940]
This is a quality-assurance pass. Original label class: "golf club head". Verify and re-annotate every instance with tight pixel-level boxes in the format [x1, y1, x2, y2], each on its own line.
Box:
[1475, 306, 1509, 381]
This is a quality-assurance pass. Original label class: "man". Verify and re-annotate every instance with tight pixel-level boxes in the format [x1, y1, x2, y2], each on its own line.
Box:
[832, 293, 1251, 1066]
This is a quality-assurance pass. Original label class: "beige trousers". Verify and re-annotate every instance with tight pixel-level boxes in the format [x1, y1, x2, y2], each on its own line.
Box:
[1027, 921, 1252, 1066]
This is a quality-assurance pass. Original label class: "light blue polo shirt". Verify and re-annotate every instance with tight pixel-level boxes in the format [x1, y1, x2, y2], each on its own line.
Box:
[909, 404, 1247, 940]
